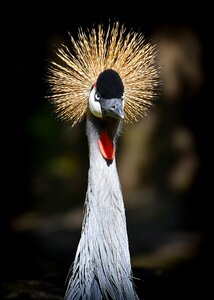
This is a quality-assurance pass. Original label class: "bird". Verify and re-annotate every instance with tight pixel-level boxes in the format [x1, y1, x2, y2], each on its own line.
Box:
[47, 22, 159, 300]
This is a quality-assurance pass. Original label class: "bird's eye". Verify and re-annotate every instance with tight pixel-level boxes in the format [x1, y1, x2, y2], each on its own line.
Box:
[122, 93, 124, 100]
[95, 93, 100, 101]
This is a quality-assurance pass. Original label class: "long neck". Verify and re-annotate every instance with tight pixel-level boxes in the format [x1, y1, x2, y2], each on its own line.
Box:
[65, 115, 139, 300]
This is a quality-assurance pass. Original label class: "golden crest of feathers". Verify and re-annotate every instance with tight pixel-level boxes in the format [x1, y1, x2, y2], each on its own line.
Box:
[48, 22, 160, 126]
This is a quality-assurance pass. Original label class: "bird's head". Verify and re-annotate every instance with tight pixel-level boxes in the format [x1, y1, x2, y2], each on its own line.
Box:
[89, 69, 124, 120]
[47, 22, 159, 127]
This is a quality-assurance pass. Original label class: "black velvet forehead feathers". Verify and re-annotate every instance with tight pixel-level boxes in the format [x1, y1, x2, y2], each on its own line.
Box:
[96, 69, 124, 99]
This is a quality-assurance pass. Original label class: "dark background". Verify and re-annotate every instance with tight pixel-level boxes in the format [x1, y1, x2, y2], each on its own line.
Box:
[2, 2, 212, 299]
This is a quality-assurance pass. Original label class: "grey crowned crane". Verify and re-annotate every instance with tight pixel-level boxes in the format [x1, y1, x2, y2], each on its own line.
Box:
[48, 22, 159, 300]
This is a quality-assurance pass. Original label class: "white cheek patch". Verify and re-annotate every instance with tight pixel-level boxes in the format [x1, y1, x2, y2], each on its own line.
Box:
[122, 93, 125, 109]
[88, 88, 103, 118]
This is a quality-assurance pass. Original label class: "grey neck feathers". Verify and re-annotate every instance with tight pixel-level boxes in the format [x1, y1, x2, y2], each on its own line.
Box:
[65, 115, 139, 300]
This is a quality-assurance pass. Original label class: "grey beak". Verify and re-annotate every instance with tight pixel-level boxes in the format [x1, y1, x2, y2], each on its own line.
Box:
[100, 98, 124, 119]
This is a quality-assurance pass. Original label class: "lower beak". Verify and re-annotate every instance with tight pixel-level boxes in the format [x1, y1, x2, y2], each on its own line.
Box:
[101, 98, 124, 119]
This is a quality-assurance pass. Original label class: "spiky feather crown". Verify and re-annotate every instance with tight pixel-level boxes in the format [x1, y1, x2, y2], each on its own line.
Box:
[48, 22, 159, 126]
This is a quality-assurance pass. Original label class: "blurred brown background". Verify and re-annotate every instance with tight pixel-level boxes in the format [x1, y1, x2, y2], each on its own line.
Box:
[2, 2, 211, 299]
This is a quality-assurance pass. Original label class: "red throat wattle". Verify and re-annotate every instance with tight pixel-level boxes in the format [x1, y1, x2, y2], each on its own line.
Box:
[98, 130, 115, 160]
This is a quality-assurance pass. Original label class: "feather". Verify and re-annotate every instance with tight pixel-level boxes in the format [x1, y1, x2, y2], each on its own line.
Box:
[47, 22, 160, 126]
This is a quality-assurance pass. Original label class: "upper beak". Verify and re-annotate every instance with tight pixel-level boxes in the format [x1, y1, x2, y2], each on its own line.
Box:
[100, 98, 124, 119]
